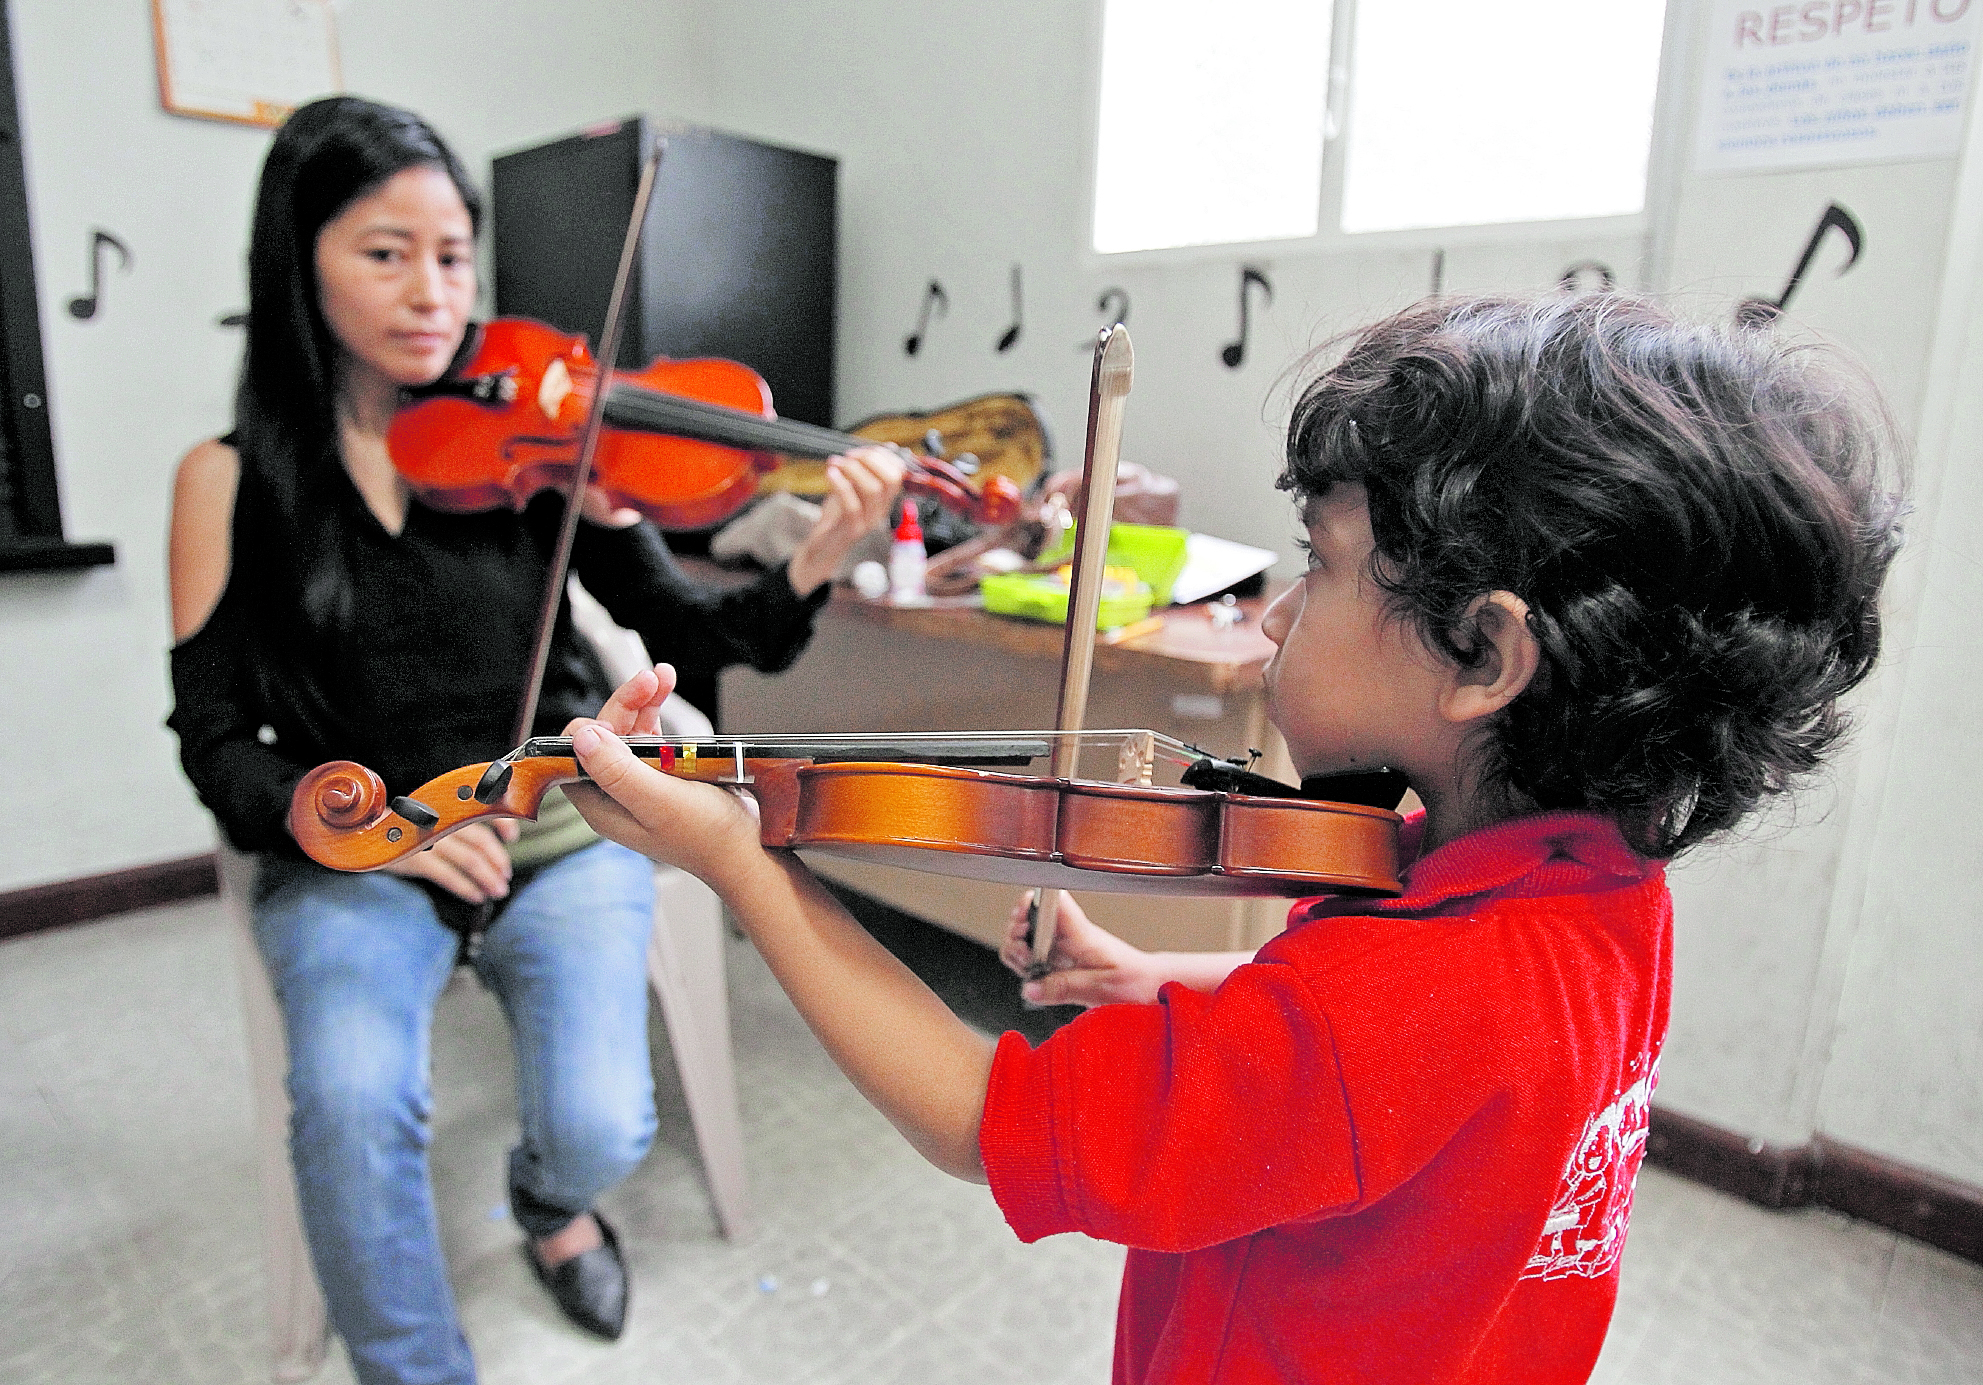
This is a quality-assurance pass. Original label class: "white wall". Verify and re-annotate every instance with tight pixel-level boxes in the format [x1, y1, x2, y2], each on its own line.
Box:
[1643, 4, 1982, 1186]
[0, 0, 707, 890]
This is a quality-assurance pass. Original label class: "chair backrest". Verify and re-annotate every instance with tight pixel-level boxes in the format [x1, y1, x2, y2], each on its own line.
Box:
[567, 577, 715, 737]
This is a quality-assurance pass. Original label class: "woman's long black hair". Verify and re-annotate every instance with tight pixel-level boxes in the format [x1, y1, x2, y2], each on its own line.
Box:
[231, 95, 481, 628]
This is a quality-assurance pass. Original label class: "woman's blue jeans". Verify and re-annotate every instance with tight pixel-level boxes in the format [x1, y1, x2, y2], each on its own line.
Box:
[251, 840, 658, 1385]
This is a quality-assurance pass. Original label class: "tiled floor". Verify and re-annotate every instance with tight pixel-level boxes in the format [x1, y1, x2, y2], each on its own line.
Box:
[2, 892, 1979, 1384]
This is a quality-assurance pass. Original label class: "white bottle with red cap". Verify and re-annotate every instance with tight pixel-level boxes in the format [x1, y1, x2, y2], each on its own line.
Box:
[888, 505, 928, 604]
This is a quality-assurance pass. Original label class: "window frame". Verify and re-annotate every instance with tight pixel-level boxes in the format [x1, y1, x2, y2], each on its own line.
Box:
[1080, 0, 1691, 273]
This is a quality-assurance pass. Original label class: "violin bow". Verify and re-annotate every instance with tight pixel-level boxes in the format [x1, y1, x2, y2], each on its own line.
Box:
[1028, 324, 1134, 976]
[511, 139, 666, 745]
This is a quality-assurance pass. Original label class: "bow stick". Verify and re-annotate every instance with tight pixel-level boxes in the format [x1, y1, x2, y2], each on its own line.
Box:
[511, 140, 665, 745]
[1028, 324, 1134, 976]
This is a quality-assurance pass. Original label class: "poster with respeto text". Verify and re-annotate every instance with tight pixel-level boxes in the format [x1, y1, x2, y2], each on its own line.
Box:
[1695, 0, 1980, 171]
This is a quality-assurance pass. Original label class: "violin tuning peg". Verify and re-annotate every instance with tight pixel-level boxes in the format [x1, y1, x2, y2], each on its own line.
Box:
[473, 761, 514, 804]
[389, 795, 442, 829]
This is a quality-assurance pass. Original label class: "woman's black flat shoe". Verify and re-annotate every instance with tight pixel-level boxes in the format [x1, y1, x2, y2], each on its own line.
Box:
[527, 1213, 628, 1340]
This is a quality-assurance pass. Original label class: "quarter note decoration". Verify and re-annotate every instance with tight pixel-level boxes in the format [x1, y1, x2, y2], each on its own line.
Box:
[1430, 249, 1446, 296]
[1736, 203, 1863, 329]
[996, 264, 1023, 352]
[67, 229, 131, 322]
[904, 279, 948, 357]
[1558, 260, 1616, 296]
[1220, 267, 1272, 370]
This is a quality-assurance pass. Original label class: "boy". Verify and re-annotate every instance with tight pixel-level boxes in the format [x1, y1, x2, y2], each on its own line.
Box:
[563, 295, 1900, 1382]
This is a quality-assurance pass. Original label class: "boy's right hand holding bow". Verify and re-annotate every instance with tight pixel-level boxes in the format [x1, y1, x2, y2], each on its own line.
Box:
[998, 894, 1254, 1008]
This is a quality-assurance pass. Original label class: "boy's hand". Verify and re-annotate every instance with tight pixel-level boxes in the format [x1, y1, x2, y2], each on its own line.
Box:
[562, 665, 770, 889]
[999, 891, 1167, 1008]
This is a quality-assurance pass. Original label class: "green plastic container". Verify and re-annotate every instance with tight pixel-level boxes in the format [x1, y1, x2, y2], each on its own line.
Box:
[1035, 522, 1191, 605]
[980, 569, 1153, 629]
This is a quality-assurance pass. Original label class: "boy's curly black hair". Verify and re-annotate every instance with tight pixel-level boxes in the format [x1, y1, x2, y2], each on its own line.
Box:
[1278, 294, 1904, 859]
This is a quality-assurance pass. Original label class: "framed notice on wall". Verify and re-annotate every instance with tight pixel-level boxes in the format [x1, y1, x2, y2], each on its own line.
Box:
[151, 0, 341, 129]
[1694, 0, 1982, 172]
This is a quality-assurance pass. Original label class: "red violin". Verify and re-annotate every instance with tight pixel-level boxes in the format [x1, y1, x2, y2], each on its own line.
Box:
[387, 317, 1023, 531]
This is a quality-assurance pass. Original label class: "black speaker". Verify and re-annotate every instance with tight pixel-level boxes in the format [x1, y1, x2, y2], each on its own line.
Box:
[492, 116, 837, 429]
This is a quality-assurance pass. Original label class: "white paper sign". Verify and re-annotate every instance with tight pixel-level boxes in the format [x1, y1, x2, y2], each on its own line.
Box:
[1694, 0, 1980, 171]
[153, 0, 342, 129]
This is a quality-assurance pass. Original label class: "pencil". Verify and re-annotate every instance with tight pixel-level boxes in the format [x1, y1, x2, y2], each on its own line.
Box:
[1101, 614, 1167, 646]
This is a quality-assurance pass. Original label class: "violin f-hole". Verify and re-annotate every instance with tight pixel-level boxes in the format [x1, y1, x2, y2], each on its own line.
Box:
[1220, 267, 1272, 370]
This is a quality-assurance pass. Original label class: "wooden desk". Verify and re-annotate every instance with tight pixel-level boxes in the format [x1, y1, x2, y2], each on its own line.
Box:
[720, 591, 1304, 955]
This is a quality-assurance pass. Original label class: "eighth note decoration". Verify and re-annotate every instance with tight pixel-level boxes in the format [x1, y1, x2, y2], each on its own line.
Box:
[1221, 267, 1272, 370]
[68, 229, 131, 322]
[1736, 203, 1863, 329]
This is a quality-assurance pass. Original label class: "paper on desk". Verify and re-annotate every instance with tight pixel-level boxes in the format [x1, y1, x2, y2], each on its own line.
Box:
[1169, 533, 1278, 605]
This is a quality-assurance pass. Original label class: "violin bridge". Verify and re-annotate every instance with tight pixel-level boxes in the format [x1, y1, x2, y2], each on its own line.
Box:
[1115, 731, 1156, 786]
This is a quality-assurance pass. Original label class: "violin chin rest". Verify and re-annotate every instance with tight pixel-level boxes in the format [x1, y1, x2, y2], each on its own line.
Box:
[1298, 768, 1409, 812]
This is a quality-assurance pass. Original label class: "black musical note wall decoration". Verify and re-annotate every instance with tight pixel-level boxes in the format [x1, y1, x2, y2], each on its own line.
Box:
[1431, 249, 1445, 296]
[1098, 287, 1129, 330]
[217, 309, 247, 328]
[1558, 260, 1616, 296]
[67, 228, 131, 321]
[1078, 288, 1131, 349]
[1220, 267, 1272, 370]
[995, 264, 1023, 352]
[1736, 203, 1864, 329]
[903, 279, 948, 357]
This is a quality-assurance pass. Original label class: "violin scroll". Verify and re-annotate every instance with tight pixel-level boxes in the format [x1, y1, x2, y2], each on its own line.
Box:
[305, 762, 388, 829]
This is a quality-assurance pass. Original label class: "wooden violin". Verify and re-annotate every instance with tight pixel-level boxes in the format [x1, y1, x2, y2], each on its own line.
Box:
[388, 317, 1023, 531]
[288, 730, 1403, 898]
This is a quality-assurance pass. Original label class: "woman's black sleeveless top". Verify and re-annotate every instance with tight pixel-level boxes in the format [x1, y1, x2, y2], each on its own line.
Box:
[168, 441, 823, 855]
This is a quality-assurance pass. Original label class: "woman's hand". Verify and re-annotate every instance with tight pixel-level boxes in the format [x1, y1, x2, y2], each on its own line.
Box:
[578, 483, 643, 529]
[787, 445, 905, 596]
[384, 819, 519, 902]
[561, 664, 771, 887]
[998, 891, 1168, 1008]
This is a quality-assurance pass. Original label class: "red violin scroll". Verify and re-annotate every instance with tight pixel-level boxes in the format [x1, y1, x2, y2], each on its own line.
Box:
[387, 318, 1023, 531]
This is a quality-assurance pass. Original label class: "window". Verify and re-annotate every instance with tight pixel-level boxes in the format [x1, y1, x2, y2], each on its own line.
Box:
[1091, 0, 1334, 254]
[1092, 0, 1669, 254]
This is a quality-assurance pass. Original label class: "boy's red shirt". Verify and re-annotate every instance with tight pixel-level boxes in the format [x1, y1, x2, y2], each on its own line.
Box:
[979, 812, 1671, 1384]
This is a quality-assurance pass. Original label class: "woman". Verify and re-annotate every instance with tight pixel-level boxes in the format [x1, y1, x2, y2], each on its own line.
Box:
[167, 96, 899, 1385]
